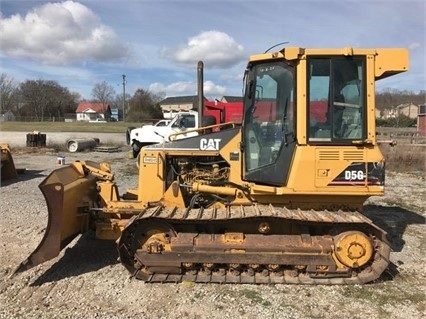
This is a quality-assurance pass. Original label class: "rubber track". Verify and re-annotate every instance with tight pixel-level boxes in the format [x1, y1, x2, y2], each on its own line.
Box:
[122, 204, 390, 285]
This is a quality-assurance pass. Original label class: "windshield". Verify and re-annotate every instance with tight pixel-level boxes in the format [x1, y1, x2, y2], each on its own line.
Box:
[243, 61, 295, 172]
[171, 114, 196, 129]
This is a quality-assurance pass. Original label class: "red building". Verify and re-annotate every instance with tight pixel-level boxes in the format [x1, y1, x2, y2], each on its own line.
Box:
[76, 102, 111, 122]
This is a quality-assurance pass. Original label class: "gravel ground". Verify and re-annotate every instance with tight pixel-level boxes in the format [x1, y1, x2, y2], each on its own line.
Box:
[0, 139, 425, 319]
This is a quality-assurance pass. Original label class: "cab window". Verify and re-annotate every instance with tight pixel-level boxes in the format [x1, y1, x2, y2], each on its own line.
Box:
[308, 57, 366, 142]
[172, 114, 196, 128]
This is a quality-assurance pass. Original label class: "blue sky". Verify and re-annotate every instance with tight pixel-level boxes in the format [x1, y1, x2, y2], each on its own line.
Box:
[0, 0, 424, 101]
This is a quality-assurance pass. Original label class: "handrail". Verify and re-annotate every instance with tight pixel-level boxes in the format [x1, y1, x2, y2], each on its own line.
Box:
[168, 122, 237, 141]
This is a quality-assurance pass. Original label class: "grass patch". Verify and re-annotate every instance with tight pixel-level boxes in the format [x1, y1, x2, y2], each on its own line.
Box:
[380, 144, 425, 173]
[0, 121, 144, 133]
[341, 284, 425, 311]
[11, 143, 68, 155]
[239, 288, 272, 307]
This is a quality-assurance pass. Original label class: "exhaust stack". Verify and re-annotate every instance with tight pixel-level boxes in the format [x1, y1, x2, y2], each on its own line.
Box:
[197, 61, 204, 128]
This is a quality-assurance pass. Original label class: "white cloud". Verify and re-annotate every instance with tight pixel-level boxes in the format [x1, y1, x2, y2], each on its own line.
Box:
[149, 80, 227, 98]
[161, 30, 245, 68]
[408, 42, 421, 51]
[0, 1, 130, 65]
[203, 80, 226, 96]
[149, 81, 194, 97]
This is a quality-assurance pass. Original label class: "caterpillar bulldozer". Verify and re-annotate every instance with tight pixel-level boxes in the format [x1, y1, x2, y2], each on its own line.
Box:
[14, 46, 409, 284]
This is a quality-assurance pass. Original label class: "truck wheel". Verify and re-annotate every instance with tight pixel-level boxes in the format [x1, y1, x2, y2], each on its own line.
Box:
[132, 142, 142, 158]
[126, 127, 136, 145]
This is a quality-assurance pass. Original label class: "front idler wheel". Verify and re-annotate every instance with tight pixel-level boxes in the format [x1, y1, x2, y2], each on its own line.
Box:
[117, 218, 176, 278]
[334, 231, 374, 269]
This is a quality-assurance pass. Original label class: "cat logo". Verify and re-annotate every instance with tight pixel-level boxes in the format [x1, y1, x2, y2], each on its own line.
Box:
[200, 138, 221, 151]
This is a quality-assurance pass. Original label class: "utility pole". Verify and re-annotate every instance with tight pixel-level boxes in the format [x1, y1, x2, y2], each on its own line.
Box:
[122, 74, 126, 121]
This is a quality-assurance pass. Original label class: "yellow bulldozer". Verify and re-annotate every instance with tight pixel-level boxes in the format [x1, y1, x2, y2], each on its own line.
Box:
[14, 46, 409, 284]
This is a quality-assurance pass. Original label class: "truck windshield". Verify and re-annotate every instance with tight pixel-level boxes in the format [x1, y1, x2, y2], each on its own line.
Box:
[243, 61, 295, 172]
[172, 114, 196, 129]
[308, 57, 366, 142]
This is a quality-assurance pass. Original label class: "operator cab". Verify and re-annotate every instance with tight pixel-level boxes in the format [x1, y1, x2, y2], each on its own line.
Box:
[242, 52, 367, 186]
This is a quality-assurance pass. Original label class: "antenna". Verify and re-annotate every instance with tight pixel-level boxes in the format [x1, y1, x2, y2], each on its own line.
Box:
[264, 41, 289, 53]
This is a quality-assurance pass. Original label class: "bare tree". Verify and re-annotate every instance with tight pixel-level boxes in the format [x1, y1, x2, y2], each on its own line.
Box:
[376, 88, 425, 109]
[19, 79, 77, 121]
[0, 73, 18, 113]
[91, 81, 116, 106]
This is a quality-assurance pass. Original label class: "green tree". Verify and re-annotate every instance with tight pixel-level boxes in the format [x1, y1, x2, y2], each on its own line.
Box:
[376, 114, 416, 127]
[126, 88, 163, 122]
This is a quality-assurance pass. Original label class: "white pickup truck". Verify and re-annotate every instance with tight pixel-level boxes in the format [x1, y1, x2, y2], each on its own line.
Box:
[89, 118, 107, 123]
[129, 110, 200, 158]
[151, 119, 171, 127]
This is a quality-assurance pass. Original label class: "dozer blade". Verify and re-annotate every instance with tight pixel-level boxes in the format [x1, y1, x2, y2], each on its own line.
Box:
[0, 143, 18, 181]
[13, 162, 99, 275]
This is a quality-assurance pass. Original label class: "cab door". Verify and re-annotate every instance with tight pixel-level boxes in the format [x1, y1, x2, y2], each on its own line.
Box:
[242, 61, 296, 186]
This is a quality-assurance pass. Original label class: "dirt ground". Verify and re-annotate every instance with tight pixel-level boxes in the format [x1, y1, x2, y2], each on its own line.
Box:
[0, 144, 425, 319]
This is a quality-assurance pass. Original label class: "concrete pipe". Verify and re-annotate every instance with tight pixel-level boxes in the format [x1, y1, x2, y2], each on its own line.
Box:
[67, 138, 100, 152]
